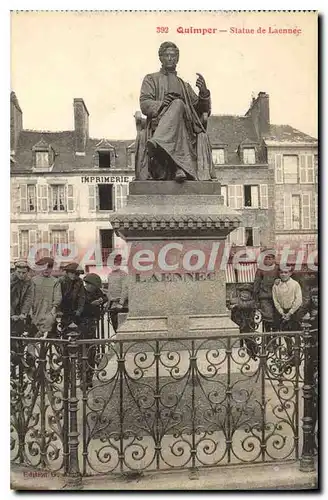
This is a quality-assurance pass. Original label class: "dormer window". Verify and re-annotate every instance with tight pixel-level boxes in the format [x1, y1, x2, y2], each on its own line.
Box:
[127, 142, 136, 169]
[36, 151, 49, 168]
[212, 148, 225, 165]
[32, 137, 53, 171]
[243, 148, 256, 165]
[95, 139, 115, 169]
[98, 151, 111, 168]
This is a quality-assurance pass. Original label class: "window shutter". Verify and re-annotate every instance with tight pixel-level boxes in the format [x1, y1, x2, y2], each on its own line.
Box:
[221, 186, 227, 206]
[301, 193, 311, 230]
[114, 184, 119, 210]
[275, 154, 283, 183]
[20, 184, 27, 213]
[88, 185, 96, 211]
[300, 155, 307, 183]
[314, 193, 318, 229]
[307, 155, 314, 183]
[228, 185, 236, 209]
[237, 227, 245, 246]
[253, 227, 260, 247]
[29, 229, 37, 257]
[67, 184, 74, 212]
[251, 185, 259, 208]
[11, 231, 19, 260]
[11, 185, 20, 214]
[260, 184, 268, 209]
[236, 185, 243, 209]
[284, 192, 292, 229]
[37, 185, 48, 213]
[68, 229, 75, 244]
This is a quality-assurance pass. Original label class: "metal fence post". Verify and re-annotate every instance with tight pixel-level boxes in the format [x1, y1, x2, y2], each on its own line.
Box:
[65, 324, 82, 489]
[300, 322, 316, 472]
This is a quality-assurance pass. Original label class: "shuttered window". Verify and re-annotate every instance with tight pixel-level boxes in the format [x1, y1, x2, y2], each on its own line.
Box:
[260, 184, 268, 209]
[284, 192, 292, 229]
[275, 154, 283, 183]
[228, 185, 243, 209]
[301, 193, 311, 230]
[221, 185, 228, 206]
[300, 155, 315, 184]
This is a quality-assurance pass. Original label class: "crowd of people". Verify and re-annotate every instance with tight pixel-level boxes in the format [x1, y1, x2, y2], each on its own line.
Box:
[230, 250, 318, 363]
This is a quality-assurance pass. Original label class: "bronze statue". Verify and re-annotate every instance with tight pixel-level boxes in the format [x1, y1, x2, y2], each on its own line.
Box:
[135, 41, 216, 182]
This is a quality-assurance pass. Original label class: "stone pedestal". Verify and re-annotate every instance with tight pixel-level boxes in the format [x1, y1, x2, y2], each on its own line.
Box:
[110, 181, 241, 338]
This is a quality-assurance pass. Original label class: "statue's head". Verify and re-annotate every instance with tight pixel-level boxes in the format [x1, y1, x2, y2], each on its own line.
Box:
[158, 41, 179, 71]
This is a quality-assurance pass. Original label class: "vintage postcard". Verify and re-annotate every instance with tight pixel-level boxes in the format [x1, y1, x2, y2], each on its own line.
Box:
[10, 11, 318, 491]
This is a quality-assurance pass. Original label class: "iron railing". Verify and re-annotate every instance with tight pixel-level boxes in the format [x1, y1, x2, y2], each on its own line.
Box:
[10, 326, 317, 487]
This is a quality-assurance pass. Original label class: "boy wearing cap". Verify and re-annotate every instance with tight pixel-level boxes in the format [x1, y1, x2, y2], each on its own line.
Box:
[230, 284, 258, 360]
[80, 273, 108, 389]
[58, 262, 86, 329]
[30, 257, 62, 337]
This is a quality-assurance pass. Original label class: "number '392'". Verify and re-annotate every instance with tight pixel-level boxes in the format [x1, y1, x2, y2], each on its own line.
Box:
[157, 27, 169, 33]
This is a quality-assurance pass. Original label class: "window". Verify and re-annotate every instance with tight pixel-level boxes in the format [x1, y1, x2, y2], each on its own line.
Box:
[20, 184, 36, 212]
[51, 230, 68, 254]
[35, 151, 49, 169]
[100, 229, 114, 263]
[19, 230, 29, 258]
[275, 154, 283, 183]
[212, 148, 225, 165]
[292, 195, 301, 229]
[51, 185, 66, 211]
[98, 184, 114, 210]
[243, 148, 256, 165]
[228, 185, 243, 209]
[221, 185, 228, 206]
[244, 185, 259, 208]
[300, 155, 314, 184]
[98, 151, 111, 169]
[283, 155, 298, 184]
[116, 184, 129, 209]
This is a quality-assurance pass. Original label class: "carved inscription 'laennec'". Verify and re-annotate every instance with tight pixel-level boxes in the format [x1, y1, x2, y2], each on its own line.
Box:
[135, 272, 219, 283]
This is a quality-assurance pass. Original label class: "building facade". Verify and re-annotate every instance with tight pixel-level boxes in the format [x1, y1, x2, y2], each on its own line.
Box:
[10, 93, 135, 278]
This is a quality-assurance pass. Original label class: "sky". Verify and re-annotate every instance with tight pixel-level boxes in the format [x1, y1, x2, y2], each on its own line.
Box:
[11, 11, 318, 140]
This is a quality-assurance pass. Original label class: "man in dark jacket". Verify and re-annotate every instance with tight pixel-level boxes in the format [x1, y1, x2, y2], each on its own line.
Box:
[80, 273, 108, 389]
[58, 262, 85, 331]
[11, 259, 34, 337]
[253, 250, 280, 332]
[10, 260, 34, 372]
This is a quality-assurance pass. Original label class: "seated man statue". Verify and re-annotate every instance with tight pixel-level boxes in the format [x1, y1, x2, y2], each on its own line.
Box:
[135, 41, 216, 182]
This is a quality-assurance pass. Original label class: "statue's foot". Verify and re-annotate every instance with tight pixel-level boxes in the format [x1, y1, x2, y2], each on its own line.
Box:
[175, 168, 187, 183]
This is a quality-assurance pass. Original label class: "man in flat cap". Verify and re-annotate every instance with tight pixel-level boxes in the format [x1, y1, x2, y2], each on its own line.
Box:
[58, 262, 85, 329]
[253, 249, 280, 333]
[30, 257, 62, 338]
[11, 260, 34, 371]
[136, 41, 215, 182]
[11, 260, 34, 336]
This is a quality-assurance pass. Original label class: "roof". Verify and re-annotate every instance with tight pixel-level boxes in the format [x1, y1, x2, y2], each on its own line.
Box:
[11, 130, 135, 174]
[264, 124, 317, 144]
[207, 115, 260, 164]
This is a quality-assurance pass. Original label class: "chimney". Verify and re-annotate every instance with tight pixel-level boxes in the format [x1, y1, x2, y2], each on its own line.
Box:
[245, 91, 270, 137]
[10, 91, 23, 153]
[74, 98, 89, 154]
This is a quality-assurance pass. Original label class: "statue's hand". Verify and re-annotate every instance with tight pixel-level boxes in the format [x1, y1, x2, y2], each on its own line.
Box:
[163, 93, 179, 107]
[196, 73, 208, 96]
